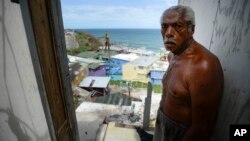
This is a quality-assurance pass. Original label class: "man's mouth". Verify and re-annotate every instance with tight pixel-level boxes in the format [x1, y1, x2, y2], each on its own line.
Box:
[164, 39, 176, 46]
[165, 42, 176, 45]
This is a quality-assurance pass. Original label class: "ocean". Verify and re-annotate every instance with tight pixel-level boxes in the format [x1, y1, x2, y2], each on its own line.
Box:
[76, 29, 164, 52]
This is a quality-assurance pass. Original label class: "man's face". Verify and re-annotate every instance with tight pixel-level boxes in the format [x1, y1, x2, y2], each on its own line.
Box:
[161, 10, 194, 54]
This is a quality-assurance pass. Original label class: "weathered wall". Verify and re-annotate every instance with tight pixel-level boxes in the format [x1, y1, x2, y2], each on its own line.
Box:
[0, 1, 51, 141]
[179, 0, 250, 140]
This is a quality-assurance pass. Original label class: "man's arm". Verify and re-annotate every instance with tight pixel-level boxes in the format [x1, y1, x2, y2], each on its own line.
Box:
[182, 58, 223, 141]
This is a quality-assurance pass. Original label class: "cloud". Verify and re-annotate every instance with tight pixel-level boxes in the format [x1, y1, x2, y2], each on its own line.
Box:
[163, 0, 178, 6]
[61, 0, 177, 28]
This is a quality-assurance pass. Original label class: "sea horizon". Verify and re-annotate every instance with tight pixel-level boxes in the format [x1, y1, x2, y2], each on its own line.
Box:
[74, 28, 164, 52]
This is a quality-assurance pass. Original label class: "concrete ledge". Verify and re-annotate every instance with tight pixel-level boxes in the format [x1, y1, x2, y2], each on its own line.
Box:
[104, 122, 140, 141]
[96, 124, 108, 141]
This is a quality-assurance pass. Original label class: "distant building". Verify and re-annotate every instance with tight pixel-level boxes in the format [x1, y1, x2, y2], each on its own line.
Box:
[122, 56, 158, 83]
[109, 75, 123, 81]
[109, 53, 139, 76]
[88, 63, 106, 76]
[77, 51, 99, 59]
[150, 60, 169, 85]
[79, 76, 111, 96]
[68, 54, 106, 78]
[97, 51, 119, 62]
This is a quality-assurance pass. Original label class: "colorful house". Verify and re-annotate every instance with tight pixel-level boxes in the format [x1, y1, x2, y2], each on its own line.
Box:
[122, 56, 158, 83]
[88, 63, 106, 76]
[150, 60, 169, 85]
[79, 76, 111, 96]
[108, 53, 139, 76]
[68, 55, 106, 76]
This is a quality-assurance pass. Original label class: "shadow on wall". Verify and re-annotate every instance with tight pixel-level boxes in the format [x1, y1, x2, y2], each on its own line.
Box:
[0, 108, 50, 141]
[0, 1, 49, 140]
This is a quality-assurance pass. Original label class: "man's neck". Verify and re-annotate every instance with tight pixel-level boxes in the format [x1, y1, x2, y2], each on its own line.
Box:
[175, 38, 194, 56]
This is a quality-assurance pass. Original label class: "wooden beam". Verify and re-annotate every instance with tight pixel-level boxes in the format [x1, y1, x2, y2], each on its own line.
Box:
[24, 0, 79, 140]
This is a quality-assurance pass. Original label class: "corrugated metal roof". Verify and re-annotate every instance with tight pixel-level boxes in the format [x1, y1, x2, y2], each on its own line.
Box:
[77, 51, 98, 59]
[88, 63, 101, 70]
[79, 76, 111, 88]
[111, 53, 139, 61]
[68, 55, 105, 64]
[127, 56, 159, 67]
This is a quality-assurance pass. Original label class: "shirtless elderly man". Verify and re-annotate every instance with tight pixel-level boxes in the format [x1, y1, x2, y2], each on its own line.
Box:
[153, 5, 224, 141]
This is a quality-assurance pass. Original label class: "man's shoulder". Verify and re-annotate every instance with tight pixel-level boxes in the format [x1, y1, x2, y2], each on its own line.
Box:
[194, 43, 219, 61]
[191, 43, 221, 72]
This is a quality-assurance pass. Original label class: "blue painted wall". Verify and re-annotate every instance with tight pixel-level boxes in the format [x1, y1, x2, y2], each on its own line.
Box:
[150, 70, 165, 84]
[108, 58, 129, 75]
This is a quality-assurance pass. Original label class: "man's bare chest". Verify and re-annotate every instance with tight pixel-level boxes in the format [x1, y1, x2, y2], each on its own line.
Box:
[162, 62, 190, 100]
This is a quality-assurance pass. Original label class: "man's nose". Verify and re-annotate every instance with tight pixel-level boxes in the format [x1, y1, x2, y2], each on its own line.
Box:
[165, 26, 174, 38]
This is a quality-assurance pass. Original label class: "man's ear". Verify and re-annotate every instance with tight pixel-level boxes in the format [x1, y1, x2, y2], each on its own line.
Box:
[189, 25, 195, 35]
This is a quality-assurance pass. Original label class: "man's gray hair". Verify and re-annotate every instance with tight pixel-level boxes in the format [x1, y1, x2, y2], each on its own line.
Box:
[161, 5, 195, 26]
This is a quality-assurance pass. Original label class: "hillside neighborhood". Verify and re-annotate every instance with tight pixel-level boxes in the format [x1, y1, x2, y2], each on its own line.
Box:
[65, 29, 169, 140]
[65, 29, 169, 96]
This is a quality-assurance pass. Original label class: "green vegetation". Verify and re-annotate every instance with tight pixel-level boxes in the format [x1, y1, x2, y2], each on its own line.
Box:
[110, 80, 125, 86]
[131, 81, 148, 88]
[110, 80, 162, 93]
[67, 46, 91, 55]
[67, 31, 103, 55]
[152, 85, 162, 93]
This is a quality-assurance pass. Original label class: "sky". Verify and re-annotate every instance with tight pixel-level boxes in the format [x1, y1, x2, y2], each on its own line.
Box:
[61, 0, 178, 29]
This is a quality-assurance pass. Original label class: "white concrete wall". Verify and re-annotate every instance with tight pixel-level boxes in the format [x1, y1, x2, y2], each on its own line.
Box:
[179, 0, 250, 140]
[0, 1, 51, 141]
[180, 0, 218, 48]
